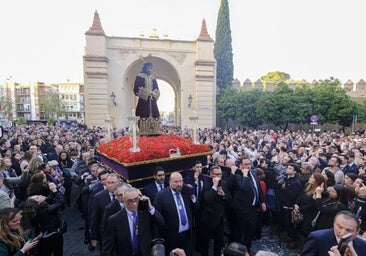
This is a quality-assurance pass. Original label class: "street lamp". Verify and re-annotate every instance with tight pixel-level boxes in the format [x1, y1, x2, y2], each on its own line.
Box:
[110, 92, 117, 106]
[188, 94, 193, 108]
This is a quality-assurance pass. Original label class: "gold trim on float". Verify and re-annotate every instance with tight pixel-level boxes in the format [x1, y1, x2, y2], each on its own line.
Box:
[99, 151, 212, 167]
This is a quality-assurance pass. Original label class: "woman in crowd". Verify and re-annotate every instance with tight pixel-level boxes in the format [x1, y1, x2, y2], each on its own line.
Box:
[27, 172, 50, 197]
[294, 173, 326, 238]
[11, 152, 22, 177]
[313, 184, 348, 230]
[321, 169, 336, 188]
[57, 151, 73, 170]
[23, 182, 65, 256]
[57, 151, 73, 206]
[0, 207, 40, 256]
[20, 150, 34, 173]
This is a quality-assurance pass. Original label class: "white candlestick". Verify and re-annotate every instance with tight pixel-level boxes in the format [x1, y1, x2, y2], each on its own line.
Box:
[132, 109, 135, 117]
[132, 123, 137, 148]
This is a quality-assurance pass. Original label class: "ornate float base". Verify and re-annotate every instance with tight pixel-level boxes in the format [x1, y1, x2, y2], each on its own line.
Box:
[138, 116, 161, 136]
[99, 152, 209, 188]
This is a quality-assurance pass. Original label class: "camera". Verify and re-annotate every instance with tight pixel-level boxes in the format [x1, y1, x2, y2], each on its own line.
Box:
[151, 238, 167, 256]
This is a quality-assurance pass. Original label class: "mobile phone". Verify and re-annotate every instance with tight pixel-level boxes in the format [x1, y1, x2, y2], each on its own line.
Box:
[200, 174, 212, 183]
[337, 233, 352, 256]
[30, 233, 43, 242]
[182, 184, 195, 196]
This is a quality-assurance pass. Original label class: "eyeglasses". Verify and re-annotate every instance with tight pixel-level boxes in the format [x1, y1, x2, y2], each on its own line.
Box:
[116, 194, 123, 197]
[212, 172, 222, 176]
[125, 197, 139, 204]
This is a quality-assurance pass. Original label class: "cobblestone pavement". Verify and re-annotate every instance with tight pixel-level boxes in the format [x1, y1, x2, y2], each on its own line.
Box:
[63, 207, 300, 256]
[251, 226, 300, 256]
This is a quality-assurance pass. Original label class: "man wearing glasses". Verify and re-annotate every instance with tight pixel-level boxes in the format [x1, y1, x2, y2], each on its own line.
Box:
[102, 187, 164, 256]
[102, 182, 130, 237]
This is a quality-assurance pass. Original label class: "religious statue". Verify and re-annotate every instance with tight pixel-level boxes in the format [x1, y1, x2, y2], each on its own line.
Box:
[133, 62, 161, 135]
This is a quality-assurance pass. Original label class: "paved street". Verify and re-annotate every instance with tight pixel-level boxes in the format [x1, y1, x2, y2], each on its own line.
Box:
[62, 206, 299, 256]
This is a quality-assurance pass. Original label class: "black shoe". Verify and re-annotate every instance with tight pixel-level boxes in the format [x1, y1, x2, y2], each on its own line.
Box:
[88, 245, 95, 251]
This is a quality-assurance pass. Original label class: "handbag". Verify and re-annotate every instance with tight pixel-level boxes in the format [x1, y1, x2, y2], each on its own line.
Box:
[291, 209, 304, 224]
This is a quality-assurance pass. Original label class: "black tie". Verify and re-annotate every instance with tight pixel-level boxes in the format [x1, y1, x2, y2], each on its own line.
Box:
[159, 184, 163, 191]
[197, 181, 201, 198]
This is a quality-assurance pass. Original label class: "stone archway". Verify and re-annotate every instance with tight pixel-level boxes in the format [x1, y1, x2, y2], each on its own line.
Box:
[124, 57, 181, 126]
[83, 11, 216, 129]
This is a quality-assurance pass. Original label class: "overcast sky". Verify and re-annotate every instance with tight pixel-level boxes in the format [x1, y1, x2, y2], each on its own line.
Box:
[1, 0, 365, 86]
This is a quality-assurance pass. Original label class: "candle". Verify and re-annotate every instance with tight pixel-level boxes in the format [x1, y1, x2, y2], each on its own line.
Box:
[132, 123, 137, 148]
[132, 109, 135, 117]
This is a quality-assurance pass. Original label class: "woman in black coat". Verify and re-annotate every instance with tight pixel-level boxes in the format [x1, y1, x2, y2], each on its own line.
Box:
[23, 182, 65, 256]
[313, 184, 348, 230]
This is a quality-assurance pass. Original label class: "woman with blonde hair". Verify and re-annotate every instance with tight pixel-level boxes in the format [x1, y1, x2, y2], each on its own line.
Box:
[0, 207, 40, 255]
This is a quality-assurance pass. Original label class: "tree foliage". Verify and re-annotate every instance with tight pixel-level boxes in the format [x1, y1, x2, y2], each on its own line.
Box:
[217, 77, 363, 130]
[260, 71, 291, 85]
[214, 0, 233, 89]
[217, 87, 238, 123]
[41, 90, 66, 119]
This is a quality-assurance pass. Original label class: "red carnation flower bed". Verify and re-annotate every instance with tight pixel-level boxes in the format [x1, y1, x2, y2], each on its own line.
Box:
[97, 135, 211, 164]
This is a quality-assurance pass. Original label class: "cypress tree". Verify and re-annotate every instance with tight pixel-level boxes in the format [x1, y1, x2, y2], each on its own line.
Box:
[214, 0, 234, 89]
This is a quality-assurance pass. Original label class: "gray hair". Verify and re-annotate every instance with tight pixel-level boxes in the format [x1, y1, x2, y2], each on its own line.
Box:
[123, 187, 139, 198]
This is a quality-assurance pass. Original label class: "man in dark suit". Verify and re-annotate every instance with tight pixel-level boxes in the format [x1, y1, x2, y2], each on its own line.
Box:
[143, 165, 166, 202]
[90, 173, 119, 251]
[199, 165, 232, 256]
[184, 160, 204, 203]
[302, 210, 366, 256]
[226, 157, 266, 255]
[102, 187, 164, 256]
[102, 182, 130, 237]
[154, 171, 196, 256]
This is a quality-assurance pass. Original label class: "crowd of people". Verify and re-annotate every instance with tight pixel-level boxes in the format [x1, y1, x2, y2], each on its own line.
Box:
[1, 123, 366, 255]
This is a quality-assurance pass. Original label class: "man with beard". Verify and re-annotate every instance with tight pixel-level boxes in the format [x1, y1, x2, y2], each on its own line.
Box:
[143, 165, 166, 202]
[133, 62, 160, 119]
[154, 172, 196, 256]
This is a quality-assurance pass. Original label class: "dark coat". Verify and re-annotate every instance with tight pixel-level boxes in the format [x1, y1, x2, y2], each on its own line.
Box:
[302, 228, 366, 256]
[102, 207, 164, 256]
[133, 74, 160, 118]
[200, 180, 232, 228]
[102, 200, 123, 237]
[90, 190, 112, 241]
[153, 187, 195, 254]
[226, 170, 264, 213]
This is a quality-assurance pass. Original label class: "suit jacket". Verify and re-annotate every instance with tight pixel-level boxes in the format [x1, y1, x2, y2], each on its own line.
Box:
[226, 169, 264, 213]
[200, 180, 232, 228]
[153, 187, 194, 236]
[102, 207, 164, 256]
[102, 200, 123, 237]
[90, 189, 112, 241]
[0, 190, 13, 210]
[301, 228, 366, 256]
[143, 181, 167, 203]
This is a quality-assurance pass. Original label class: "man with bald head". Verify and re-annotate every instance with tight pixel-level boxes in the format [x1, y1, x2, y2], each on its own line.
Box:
[154, 172, 196, 256]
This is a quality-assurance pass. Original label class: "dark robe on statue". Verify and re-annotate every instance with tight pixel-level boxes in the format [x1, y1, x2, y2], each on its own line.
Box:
[134, 73, 160, 118]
